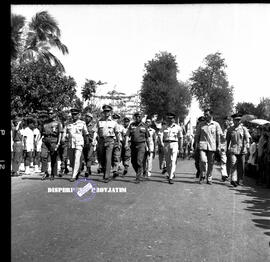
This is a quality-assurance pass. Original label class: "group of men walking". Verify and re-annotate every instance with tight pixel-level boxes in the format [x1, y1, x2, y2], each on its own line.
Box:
[11, 104, 251, 187]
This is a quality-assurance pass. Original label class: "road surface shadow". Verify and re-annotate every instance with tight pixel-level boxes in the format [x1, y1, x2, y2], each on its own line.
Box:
[231, 177, 270, 238]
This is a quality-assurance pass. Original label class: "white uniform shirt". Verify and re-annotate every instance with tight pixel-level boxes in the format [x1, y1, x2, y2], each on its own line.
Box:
[33, 128, 42, 152]
[161, 123, 183, 142]
[148, 127, 156, 151]
[67, 120, 88, 149]
[23, 127, 34, 152]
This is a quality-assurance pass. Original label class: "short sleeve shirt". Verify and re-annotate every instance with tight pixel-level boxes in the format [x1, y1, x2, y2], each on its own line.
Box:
[33, 128, 42, 151]
[66, 120, 88, 148]
[148, 127, 156, 151]
[23, 127, 34, 152]
[161, 123, 183, 142]
[126, 121, 150, 143]
[42, 121, 63, 137]
[96, 117, 118, 138]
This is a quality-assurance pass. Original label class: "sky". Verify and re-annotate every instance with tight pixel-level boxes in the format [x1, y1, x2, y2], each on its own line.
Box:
[11, 4, 270, 111]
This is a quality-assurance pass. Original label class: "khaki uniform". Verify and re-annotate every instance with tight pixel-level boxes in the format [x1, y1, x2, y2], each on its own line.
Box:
[160, 123, 183, 180]
[226, 124, 250, 183]
[66, 119, 88, 179]
[195, 120, 222, 182]
[126, 121, 150, 179]
[96, 116, 119, 179]
[144, 127, 156, 176]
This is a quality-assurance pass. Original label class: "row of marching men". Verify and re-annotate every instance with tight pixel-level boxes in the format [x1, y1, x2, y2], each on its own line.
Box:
[11, 104, 186, 184]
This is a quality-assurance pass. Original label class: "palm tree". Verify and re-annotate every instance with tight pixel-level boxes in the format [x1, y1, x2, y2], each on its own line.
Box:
[11, 14, 25, 60]
[11, 11, 68, 72]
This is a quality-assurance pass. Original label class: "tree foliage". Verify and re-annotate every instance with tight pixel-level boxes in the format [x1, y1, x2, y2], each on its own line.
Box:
[11, 11, 68, 72]
[140, 51, 192, 120]
[81, 79, 106, 101]
[11, 60, 77, 115]
[235, 98, 270, 120]
[256, 97, 270, 120]
[189, 52, 234, 120]
[235, 102, 257, 115]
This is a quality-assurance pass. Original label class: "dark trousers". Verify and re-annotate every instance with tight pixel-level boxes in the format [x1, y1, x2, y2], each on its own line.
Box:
[131, 142, 146, 179]
[41, 142, 49, 173]
[12, 142, 23, 173]
[46, 141, 58, 177]
[121, 142, 131, 168]
[194, 148, 200, 178]
[59, 141, 68, 171]
[97, 137, 114, 179]
[33, 150, 41, 166]
[24, 151, 32, 167]
[83, 144, 94, 172]
[112, 142, 122, 171]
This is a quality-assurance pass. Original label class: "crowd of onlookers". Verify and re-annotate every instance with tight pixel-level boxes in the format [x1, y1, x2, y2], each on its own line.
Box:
[245, 122, 270, 188]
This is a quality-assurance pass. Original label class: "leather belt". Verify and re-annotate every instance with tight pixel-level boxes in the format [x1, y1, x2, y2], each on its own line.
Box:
[164, 140, 178, 143]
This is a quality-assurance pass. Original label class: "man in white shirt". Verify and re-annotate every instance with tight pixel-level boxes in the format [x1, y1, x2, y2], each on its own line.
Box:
[66, 108, 88, 182]
[144, 117, 157, 177]
[159, 113, 183, 184]
[23, 118, 35, 175]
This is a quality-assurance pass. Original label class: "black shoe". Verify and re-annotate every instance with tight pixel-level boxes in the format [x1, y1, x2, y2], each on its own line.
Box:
[221, 176, 227, 182]
[207, 181, 212, 185]
[41, 172, 49, 180]
[75, 172, 80, 180]
[103, 178, 111, 183]
[169, 179, 174, 184]
[112, 171, 119, 178]
[162, 168, 167, 174]
[64, 168, 69, 174]
[85, 173, 89, 178]
[231, 181, 238, 187]
[123, 169, 128, 176]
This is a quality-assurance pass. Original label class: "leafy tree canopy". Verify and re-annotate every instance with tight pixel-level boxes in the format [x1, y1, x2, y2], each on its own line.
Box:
[11, 59, 77, 116]
[11, 11, 68, 72]
[189, 52, 234, 121]
[141, 51, 191, 120]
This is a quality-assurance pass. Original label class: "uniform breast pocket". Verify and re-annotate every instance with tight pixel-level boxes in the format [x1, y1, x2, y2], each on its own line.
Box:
[140, 128, 146, 133]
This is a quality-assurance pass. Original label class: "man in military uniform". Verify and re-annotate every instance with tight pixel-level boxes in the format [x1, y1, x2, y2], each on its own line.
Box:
[111, 113, 123, 178]
[121, 117, 131, 176]
[125, 112, 150, 184]
[66, 108, 89, 182]
[83, 112, 97, 177]
[226, 113, 251, 187]
[144, 117, 157, 177]
[159, 113, 183, 184]
[156, 121, 167, 175]
[96, 105, 120, 183]
[220, 116, 231, 182]
[58, 112, 70, 176]
[40, 109, 63, 180]
[193, 116, 205, 179]
[194, 108, 222, 185]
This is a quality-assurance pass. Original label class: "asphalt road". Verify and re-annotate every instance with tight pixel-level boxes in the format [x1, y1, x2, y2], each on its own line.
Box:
[12, 158, 270, 262]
